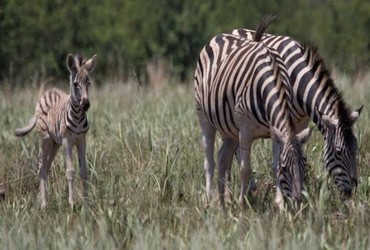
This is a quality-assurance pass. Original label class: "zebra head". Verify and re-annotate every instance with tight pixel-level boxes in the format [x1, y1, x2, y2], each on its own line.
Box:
[66, 54, 97, 112]
[317, 106, 362, 199]
[274, 127, 312, 205]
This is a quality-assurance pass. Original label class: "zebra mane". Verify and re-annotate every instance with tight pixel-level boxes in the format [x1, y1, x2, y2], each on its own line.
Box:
[302, 43, 355, 128]
[253, 15, 276, 42]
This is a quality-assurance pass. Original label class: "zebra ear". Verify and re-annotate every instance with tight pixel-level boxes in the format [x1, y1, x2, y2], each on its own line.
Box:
[322, 114, 338, 128]
[296, 127, 313, 145]
[349, 105, 363, 125]
[83, 55, 97, 73]
[66, 54, 77, 73]
[314, 107, 338, 129]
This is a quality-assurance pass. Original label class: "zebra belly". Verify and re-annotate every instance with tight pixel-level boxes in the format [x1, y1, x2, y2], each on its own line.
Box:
[235, 114, 271, 140]
[205, 108, 271, 140]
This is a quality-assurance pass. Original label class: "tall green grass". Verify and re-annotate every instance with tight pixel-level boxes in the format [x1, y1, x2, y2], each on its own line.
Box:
[0, 76, 369, 249]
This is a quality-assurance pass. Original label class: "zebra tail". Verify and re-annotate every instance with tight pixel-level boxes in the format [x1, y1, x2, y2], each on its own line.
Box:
[253, 14, 276, 42]
[14, 116, 36, 137]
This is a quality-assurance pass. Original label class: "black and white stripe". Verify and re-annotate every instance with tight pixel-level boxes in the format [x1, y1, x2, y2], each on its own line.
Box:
[15, 54, 97, 208]
[230, 22, 362, 199]
[194, 20, 311, 209]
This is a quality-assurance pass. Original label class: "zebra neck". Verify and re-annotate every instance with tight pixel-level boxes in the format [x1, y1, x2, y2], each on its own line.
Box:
[310, 91, 342, 134]
[66, 98, 88, 133]
[291, 44, 345, 135]
[69, 98, 84, 116]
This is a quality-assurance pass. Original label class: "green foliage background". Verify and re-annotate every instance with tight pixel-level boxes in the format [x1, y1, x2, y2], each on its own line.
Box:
[0, 0, 369, 84]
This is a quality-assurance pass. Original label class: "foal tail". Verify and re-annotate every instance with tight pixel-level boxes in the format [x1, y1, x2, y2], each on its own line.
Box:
[15, 116, 36, 137]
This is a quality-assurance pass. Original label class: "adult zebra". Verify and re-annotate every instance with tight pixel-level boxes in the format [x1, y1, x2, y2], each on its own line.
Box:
[194, 20, 312, 209]
[229, 18, 362, 199]
[15, 53, 97, 209]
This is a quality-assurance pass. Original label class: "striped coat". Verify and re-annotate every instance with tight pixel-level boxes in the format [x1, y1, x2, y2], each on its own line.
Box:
[15, 54, 97, 208]
[228, 22, 362, 198]
[194, 22, 311, 209]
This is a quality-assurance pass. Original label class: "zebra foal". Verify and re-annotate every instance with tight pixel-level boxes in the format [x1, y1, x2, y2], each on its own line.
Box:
[15, 53, 97, 209]
[194, 25, 311, 209]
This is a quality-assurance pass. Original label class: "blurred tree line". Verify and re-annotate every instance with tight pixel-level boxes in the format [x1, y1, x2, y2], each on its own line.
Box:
[0, 0, 369, 85]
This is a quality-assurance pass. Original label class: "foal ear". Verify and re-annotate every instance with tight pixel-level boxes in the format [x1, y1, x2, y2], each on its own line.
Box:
[83, 55, 97, 73]
[349, 105, 363, 125]
[66, 54, 77, 72]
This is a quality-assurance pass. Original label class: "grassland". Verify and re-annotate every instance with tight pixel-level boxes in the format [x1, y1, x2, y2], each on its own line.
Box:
[0, 74, 369, 249]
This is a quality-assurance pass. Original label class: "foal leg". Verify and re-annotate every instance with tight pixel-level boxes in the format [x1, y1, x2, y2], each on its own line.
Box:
[63, 138, 75, 208]
[77, 136, 88, 201]
[39, 138, 59, 209]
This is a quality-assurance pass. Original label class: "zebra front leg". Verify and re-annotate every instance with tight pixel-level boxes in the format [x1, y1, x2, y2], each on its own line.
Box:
[198, 112, 216, 203]
[39, 138, 59, 209]
[238, 128, 253, 208]
[63, 138, 75, 208]
[218, 138, 238, 208]
[234, 144, 256, 196]
[272, 140, 284, 211]
[77, 136, 88, 201]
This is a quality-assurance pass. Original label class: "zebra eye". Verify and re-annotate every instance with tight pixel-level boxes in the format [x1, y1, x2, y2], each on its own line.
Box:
[73, 81, 78, 87]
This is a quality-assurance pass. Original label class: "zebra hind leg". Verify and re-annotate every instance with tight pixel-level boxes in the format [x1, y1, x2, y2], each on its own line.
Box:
[217, 138, 238, 209]
[197, 112, 216, 204]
